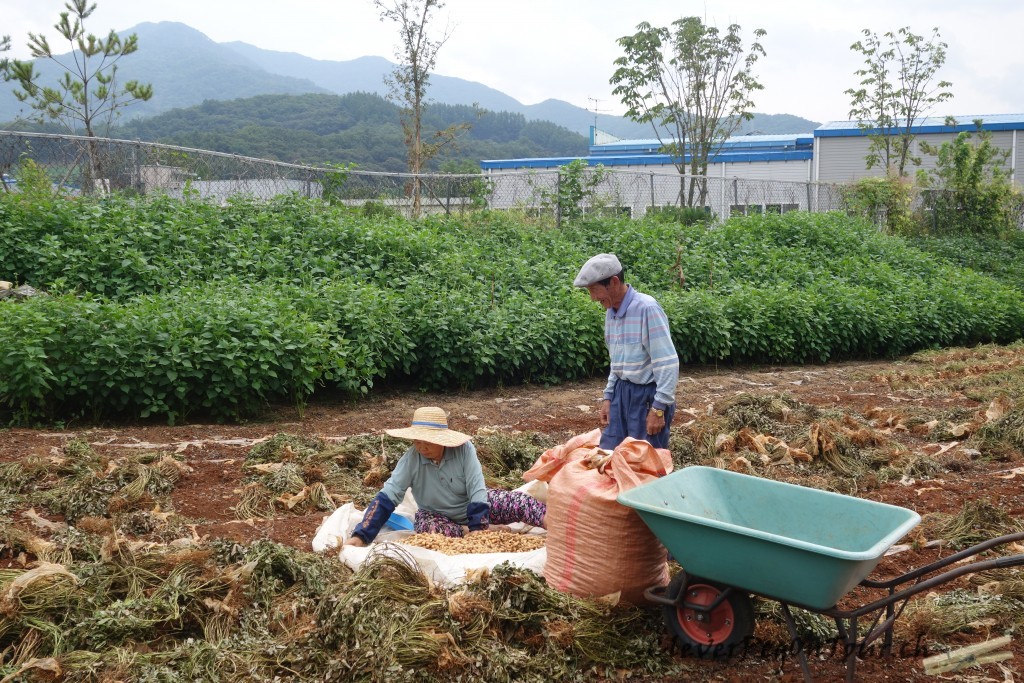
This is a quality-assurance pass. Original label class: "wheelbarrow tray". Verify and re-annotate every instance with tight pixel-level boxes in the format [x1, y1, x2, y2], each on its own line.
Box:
[617, 466, 921, 610]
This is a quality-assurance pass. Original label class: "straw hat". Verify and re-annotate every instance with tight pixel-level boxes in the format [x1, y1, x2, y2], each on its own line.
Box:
[385, 406, 471, 447]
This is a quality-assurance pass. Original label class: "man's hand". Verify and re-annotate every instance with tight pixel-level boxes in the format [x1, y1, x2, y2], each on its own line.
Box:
[344, 536, 366, 547]
[600, 399, 611, 426]
[646, 408, 666, 436]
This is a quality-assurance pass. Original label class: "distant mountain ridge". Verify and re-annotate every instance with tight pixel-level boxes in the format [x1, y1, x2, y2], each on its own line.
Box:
[0, 21, 821, 139]
[114, 92, 591, 172]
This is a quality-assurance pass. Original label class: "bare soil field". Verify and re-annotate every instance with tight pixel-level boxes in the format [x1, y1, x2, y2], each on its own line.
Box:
[3, 346, 1024, 682]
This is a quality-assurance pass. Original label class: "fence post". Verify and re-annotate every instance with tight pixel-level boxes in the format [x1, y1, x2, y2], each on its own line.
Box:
[556, 171, 562, 229]
[806, 182, 812, 212]
[720, 174, 726, 219]
[649, 172, 655, 216]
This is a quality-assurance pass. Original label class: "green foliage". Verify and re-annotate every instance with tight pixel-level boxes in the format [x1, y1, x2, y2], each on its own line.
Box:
[910, 231, 1024, 292]
[1, 1, 153, 195]
[0, 285, 345, 423]
[916, 120, 1023, 236]
[360, 199, 401, 219]
[114, 93, 587, 172]
[539, 159, 608, 223]
[845, 26, 953, 176]
[611, 16, 766, 206]
[438, 159, 494, 209]
[2, 191, 1024, 424]
[8, 154, 58, 201]
[2, 0, 153, 140]
[646, 205, 712, 226]
[840, 174, 916, 234]
[320, 161, 356, 205]
[375, 0, 471, 218]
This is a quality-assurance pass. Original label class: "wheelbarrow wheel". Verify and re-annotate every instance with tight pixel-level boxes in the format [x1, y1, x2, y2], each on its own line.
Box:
[663, 572, 754, 658]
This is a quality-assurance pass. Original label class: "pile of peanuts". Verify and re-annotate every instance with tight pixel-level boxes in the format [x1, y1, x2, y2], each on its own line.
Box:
[400, 531, 546, 555]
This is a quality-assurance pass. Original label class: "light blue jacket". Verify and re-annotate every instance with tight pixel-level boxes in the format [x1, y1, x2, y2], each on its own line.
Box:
[381, 442, 488, 525]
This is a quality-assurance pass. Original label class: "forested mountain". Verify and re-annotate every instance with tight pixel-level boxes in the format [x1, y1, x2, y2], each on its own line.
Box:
[0, 21, 821, 142]
[114, 92, 588, 172]
[221, 39, 821, 138]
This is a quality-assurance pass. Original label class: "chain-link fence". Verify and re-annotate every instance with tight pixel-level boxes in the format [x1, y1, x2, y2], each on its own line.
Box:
[917, 188, 1024, 233]
[1, 130, 850, 223]
[484, 166, 848, 223]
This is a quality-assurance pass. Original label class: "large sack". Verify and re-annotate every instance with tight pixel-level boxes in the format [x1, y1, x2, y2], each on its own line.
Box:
[524, 429, 672, 604]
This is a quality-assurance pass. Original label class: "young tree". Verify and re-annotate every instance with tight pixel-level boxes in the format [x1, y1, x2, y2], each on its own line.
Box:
[610, 17, 766, 208]
[0, 34, 11, 99]
[845, 27, 953, 177]
[374, 0, 468, 217]
[1, 0, 153, 192]
[917, 118, 1020, 235]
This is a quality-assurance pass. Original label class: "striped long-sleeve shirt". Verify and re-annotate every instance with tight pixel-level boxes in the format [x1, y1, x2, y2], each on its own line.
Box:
[602, 286, 679, 408]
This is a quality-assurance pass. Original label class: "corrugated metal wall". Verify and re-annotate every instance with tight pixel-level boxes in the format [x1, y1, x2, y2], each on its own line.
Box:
[817, 130, 1018, 185]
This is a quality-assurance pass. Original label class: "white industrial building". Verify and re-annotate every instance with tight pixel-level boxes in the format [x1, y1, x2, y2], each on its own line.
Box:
[479, 114, 1024, 219]
[814, 114, 1021, 185]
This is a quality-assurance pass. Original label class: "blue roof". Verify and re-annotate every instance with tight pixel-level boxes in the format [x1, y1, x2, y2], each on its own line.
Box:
[480, 113, 1024, 170]
[815, 114, 1024, 137]
[480, 131, 813, 170]
[480, 149, 812, 170]
[591, 133, 812, 155]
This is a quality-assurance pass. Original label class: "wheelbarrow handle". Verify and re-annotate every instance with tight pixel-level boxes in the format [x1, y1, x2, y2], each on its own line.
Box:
[860, 531, 1024, 590]
[834, 552, 1024, 620]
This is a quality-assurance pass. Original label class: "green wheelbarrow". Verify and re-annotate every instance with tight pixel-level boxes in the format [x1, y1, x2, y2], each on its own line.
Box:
[618, 466, 1024, 682]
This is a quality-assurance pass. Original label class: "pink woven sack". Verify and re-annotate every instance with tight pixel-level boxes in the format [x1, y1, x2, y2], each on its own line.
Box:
[524, 430, 673, 604]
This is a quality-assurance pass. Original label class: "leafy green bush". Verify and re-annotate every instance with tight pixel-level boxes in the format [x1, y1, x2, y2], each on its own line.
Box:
[840, 174, 917, 235]
[910, 232, 1024, 292]
[1, 285, 348, 423]
[2, 192, 1023, 423]
[917, 121, 1022, 236]
[646, 205, 714, 226]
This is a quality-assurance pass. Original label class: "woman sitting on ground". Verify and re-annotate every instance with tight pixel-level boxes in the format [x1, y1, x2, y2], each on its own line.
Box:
[344, 406, 546, 546]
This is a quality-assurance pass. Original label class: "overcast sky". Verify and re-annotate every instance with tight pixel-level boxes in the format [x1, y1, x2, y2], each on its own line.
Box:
[6, 0, 1023, 125]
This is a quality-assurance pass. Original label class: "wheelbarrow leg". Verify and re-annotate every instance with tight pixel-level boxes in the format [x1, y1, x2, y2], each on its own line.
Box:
[779, 603, 815, 683]
[841, 616, 859, 683]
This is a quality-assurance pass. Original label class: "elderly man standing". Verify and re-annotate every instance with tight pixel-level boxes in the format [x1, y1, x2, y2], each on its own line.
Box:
[574, 253, 679, 450]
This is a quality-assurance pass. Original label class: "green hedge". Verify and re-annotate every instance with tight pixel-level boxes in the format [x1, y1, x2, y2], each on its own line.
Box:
[1, 286, 333, 423]
[910, 231, 1024, 293]
[2, 193, 1023, 423]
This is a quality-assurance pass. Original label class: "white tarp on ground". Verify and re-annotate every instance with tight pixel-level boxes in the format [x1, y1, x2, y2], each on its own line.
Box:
[311, 482, 548, 586]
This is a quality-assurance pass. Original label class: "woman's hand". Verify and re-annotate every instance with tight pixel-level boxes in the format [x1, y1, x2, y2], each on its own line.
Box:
[465, 524, 512, 535]
[344, 536, 366, 547]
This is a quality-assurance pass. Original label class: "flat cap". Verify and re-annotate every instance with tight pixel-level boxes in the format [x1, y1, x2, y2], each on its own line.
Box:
[573, 253, 622, 287]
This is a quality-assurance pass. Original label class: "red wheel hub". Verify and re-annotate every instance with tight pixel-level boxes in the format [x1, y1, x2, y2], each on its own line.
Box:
[676, 583, 736, 644]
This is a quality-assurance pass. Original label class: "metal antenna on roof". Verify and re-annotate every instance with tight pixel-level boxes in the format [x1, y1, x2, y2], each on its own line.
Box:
[587, 97, 610, 130]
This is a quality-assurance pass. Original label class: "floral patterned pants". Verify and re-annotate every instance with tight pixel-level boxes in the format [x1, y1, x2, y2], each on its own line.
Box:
[414, 488, 546, 537]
